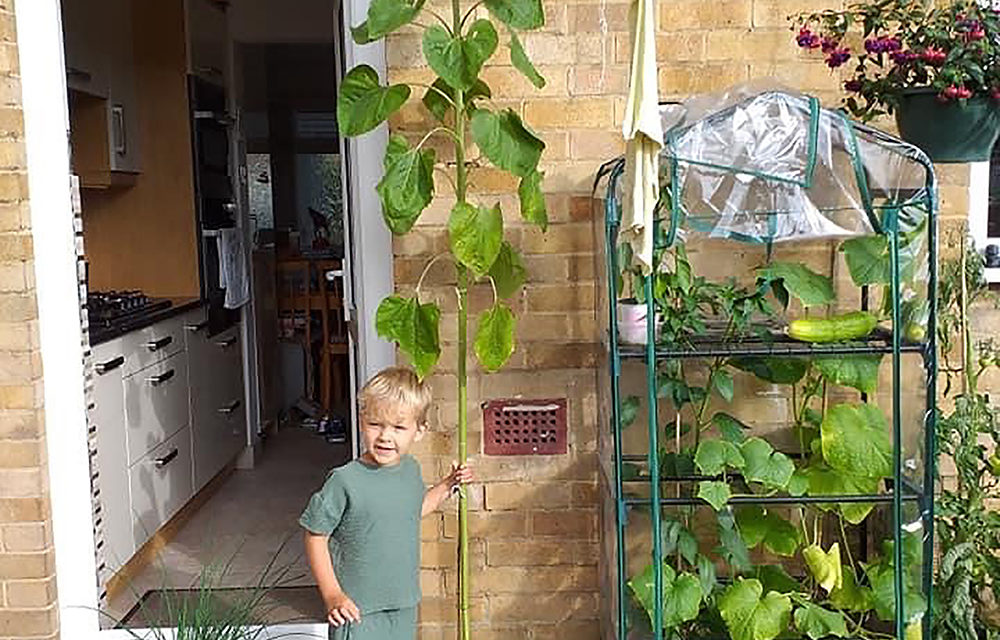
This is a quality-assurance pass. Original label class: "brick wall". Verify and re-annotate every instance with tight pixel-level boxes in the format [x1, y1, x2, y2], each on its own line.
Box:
[0, 1, 58, 639]
[384, 1, 977, 638]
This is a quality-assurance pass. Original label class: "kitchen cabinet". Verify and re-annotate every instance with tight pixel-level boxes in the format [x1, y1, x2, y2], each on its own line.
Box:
[90, 339, 134, 572]
[184, 309, 246, 491]
[64, 0, 142, 185]
[128, 424, 193, 549]
[123, 351, 189, 466]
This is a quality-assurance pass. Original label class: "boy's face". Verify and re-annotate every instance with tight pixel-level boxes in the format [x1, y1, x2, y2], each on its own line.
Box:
[360, 403, 425, 467]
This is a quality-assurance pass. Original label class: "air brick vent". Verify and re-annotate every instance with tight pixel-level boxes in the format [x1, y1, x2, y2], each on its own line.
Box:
[483, 398, 567, 456]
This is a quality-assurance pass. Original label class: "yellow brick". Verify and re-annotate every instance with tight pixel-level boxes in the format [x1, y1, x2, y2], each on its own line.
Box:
[485, 482, 573, 510]
[0, 202, 27, 231]
[753, 0, 842, 29]
[530, 509, 598, 538]
[568, 128, 625, 160]
[0, 550, 53, 579]
[418, 596, 488, 624]
[659, 63, 750, 96]
[519, 34, 578, 66]
[452, 565, 598, 594]
[524, 98, 615, 129]
[386, 33, 425, 68]
[487, 540, 574, 566]
[2, 522, 48, 551]
[0, 410, 41, 440]
[520, 222, 594, 254]
[533, 622, 602, 640]
[0, 171, 27, 202]
[4, 577, 57, 608]
[569, 2, 630, 33]
[0, 381, 40, 409]
[489, 593, 599, 622]
[0, 497, 46, 523]
[421, 569, 444, 598]
[706, 29, 799, 62]
[524, 343, 600, 369]
[659, 0, 752, 30]
[749, 61, 844, 94]
[0, 439, 40, 467]
[0, 605, 59, 636]
[0, 469, 44, 498]
[568, 64, 629, 97]
[442, 510, 529, 538]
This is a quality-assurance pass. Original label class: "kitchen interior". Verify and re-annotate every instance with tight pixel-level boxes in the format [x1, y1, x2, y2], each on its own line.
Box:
[63, 0, 353, 626]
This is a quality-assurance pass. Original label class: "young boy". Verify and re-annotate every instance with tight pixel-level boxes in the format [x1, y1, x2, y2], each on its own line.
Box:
[300, 366, 472, 639]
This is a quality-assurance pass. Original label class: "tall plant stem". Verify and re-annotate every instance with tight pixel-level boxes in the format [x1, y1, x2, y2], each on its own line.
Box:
[960, 236, 975, 395]
[452, 2, 471, 638]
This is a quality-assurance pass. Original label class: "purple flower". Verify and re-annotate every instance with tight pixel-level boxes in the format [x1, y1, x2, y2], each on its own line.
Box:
[821, 37, 839, 53]
[865, 36, 903, 54]
[844, 79, 864, 92]
[826, 48, 851, 68]
[890, 50, 918, 64]
[796, 27, 821, 49]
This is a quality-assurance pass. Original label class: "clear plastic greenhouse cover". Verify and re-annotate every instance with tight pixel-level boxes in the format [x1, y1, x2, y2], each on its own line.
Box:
[653, 82, 936, 245]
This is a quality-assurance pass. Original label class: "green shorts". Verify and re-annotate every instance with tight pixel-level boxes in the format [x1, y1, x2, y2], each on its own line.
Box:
[328, 606, 417, 640]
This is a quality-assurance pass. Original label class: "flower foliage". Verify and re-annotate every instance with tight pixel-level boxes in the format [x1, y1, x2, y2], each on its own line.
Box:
[791, 0, 1000, 120]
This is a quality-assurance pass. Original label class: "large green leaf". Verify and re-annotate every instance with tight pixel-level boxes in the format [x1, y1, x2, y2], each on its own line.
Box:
[814, 355, 883, 395]
[821, 404, 891, 479]
[337, 65, 411, 136]
[755, 565, 806, 595]
[508, 28, 545, 88]
[485, 0, 544, 29]
[474, 303, 515, 371]
[488, 241, 526, 298]
[448, 202, 503, 277]
[794, 603, 849, 639]
[829, 566, 875, 613]
[713, 412, 750, 444]
[375, 296, 440, 378]
[376, 135, 435, 233]
[713, 369, 735, 402]
[628, 563, 703, 630]
[695, 440, 745, 476]
[471, 109, 545, 178]
[422, 78, 491, 122]
[756, 262, 835, 308]
[661, 515, 699, 565]
[698, 480, 731, 511]
[740, 438, 794, 490]
[841, 236, 890, 286]
[804, 463, 880, 524]
[866, 562, 928, 623]
[735, 506, 801, 557]
[802, 543, 843, 594]
[422, 20, 497, 92]
[718, 579, 792, 640]
[717, 509, 751, 573]
[697, 554, 718, 597]
[729, 357, 808, 385]
[518, 169, 547, 230]
[352, 0, 426, 42]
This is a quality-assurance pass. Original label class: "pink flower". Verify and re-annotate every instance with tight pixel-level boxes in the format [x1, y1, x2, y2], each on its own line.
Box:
[992, 87, 1000, 101]
[957, 86, 973, 99]
[920, 47, 947, 66]
[796, 27, 821, 49]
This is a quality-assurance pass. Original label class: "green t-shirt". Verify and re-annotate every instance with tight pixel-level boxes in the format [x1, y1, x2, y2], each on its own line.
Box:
[299, 455, 425, 613]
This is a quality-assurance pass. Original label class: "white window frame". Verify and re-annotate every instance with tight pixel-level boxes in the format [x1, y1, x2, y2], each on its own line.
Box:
[967, 160, 1000, 282]
[15, 0, 392, 636]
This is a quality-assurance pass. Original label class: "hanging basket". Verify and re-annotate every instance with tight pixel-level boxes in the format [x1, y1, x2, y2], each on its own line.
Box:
[894, 89, 1000, 163]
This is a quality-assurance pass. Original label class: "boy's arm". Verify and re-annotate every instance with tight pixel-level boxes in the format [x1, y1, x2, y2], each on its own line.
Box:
[303, 530, 361, 625]
[422, 461, 473, 517]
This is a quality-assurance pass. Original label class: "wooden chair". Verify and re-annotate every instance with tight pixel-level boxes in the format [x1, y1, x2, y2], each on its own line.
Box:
[275, 257, 348, 415]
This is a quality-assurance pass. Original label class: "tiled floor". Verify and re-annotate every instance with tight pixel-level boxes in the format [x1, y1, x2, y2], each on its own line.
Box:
[105, 425, 350, 628]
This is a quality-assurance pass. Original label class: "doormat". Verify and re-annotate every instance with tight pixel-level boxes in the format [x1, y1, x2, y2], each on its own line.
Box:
[116, 585, 324, 628]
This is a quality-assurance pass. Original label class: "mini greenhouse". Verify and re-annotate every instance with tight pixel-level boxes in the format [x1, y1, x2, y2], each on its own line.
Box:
[594, 87, 937, 640]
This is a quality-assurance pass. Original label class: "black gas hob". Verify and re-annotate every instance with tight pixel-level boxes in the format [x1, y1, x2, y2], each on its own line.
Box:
[87, 291, 174, 344]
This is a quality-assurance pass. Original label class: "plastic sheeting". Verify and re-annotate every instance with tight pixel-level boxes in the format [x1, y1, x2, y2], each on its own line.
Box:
[645, 84, 935, 246]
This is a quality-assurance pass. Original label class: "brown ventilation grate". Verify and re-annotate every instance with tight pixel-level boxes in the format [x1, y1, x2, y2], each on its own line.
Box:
[483, 398, 567, 456]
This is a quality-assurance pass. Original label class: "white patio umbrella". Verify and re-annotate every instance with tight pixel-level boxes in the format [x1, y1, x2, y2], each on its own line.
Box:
[620, 0, 662, 275]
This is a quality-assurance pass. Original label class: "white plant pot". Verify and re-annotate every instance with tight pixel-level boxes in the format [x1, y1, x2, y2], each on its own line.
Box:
[617, 302, 660, 345]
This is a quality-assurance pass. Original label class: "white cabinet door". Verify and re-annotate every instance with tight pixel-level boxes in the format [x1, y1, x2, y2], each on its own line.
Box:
[128, 425, 193, 550]
[91, 339, 133, 571]
[62, 0, 111, 96]
[106, 0, 141, 173]
[121, 314, 186, 377]
[124, 352, 189, 465]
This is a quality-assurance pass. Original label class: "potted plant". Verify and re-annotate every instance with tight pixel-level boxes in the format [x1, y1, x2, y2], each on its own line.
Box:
[335, 0, 548, 637]
[792, 0, 1000, 162]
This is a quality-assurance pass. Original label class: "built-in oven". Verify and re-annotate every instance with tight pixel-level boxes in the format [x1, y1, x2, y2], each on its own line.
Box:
[189, 75, 240, 336]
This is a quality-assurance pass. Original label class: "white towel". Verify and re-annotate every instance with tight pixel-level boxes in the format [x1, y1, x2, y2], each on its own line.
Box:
[218, 228, 250, 309]
[621, 0, 663, 275]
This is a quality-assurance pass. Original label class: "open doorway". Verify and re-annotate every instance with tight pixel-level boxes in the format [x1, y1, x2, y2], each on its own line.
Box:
[58, 0, 366, 629]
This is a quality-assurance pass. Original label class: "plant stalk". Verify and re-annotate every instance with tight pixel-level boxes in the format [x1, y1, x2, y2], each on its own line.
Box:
[452, 2, 470, 639]
[960, 236, 975, 395]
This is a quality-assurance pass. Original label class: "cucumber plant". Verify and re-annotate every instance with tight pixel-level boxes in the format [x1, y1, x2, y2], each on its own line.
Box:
[618, 231, 930, 640]
[336, 1, 548, 637]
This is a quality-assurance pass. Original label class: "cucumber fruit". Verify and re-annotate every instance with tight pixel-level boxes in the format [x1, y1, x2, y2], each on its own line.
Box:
[787, 311, 878, 343]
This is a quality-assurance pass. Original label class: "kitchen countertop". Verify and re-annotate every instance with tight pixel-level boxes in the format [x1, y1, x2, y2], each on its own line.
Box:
[89, 298, 204, 346]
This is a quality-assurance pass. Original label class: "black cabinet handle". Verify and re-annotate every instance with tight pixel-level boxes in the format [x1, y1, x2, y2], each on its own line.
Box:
[147, 369, 175, 386]
[144, 336, 173, 352]
[218, 399, 241, 415]
[154, 448, 179, 468]
[185, 320, 209, 332]
[215, 336, 237, 349]
[95, 356, 124, 375]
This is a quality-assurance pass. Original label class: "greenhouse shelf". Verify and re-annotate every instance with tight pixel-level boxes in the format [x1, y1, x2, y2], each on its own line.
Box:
[594, 88, 937, 640]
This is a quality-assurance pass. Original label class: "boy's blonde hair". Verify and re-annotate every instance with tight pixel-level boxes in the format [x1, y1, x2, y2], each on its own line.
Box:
[358, 366, 432, 424]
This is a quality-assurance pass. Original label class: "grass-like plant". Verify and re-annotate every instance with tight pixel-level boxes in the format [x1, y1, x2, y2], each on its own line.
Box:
[336, 0, 549, 637]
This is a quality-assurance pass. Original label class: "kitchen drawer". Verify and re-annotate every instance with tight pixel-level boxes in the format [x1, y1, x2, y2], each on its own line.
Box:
[129, 425, 193, 550]
[121, 314, 186, 377]
[124, 352, 189, 464]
